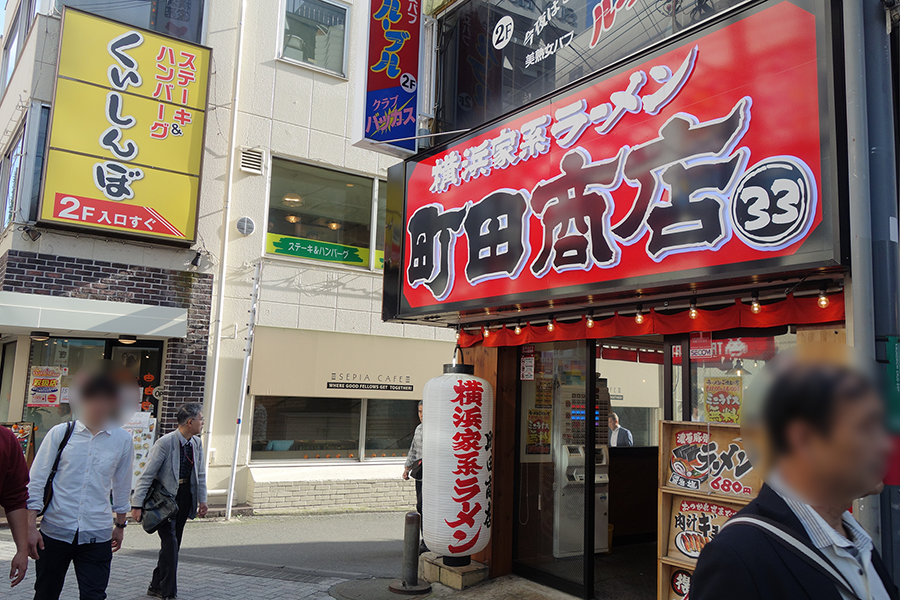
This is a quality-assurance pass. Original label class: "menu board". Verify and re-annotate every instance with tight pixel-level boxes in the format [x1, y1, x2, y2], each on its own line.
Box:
[666, 426, 761, 499]
[125, 413, 157, 491]
[667, 567, 692, 600]
[1, 422, 35, 464]
[667, 495, 740, 561]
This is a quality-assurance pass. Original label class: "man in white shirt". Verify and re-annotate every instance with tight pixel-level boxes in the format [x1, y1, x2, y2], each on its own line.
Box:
[608, 413, 633, 447]
[25, 370, 133, 600]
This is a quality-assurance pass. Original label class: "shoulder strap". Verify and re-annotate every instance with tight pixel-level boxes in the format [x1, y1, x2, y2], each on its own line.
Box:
[39, 421, 76, 517]
[724, 515, 863, 600]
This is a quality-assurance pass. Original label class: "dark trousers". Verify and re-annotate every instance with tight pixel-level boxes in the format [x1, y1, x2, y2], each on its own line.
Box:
[34, 533, 112, 600]
[415, 478, 423, 518]
[151, 483, 193, 597]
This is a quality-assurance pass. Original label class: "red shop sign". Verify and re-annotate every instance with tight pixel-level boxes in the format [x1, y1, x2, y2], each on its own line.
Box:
[389, 0, 844, 321]
[674, 334, 778, 363]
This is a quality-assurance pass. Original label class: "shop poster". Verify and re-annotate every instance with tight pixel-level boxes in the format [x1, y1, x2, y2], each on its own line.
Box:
[1, 422, 35, 462]
[668, 427, 760, 497]
[125, 413, 157, 491]
[535, 377, 553, 408]
[526, 409, 552, 454]
[704, 376, 742, 423]
[28, 367, 63, 407]
[668, 496, 739, 560]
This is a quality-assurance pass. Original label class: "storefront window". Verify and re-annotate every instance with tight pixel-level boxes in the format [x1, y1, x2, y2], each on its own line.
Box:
[251, 397, 361, 459]
[24, 338, 105, 448]
[56, 1, 206, 44]
[251, 396, 419, 461]
[689, 330, 796, 424]
[281, 0, 348, 76]
[434, 0, 742, 134]
[364, 398, 419, 458]
[267, 158, 384, 269]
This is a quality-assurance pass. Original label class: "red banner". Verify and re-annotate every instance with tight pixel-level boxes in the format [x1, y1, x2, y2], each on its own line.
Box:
[397, 2, 839, 318]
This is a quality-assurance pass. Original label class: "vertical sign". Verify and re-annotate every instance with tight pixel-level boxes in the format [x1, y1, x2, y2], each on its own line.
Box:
[887, 336, 900, 432]
[363, 0, 420, 153]
[39, 9, 210, 243]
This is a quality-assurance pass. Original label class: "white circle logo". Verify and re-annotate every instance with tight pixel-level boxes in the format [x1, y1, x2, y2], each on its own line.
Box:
[492, 16, 514, 50]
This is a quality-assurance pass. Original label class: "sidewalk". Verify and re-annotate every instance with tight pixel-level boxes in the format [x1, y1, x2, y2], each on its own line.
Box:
[0, 539, 344, 600]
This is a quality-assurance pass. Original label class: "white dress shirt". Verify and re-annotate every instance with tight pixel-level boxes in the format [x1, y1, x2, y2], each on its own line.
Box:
[610, 427, 620, 446]
[769, 473, 891, 600]
[27, 421, 133, 544]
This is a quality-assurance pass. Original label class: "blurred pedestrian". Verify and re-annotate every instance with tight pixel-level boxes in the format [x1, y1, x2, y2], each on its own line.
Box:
[26, 371, 133, 600]
[693, 361, 898, 600]
[132, 404, 208, 600]
[402, 401, 426, 553]
[1, 425, 30, 587]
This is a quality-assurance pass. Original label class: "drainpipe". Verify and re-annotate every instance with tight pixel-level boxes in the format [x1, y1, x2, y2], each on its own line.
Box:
[204, 0, 248, 486]
[843, 0, 880, 546]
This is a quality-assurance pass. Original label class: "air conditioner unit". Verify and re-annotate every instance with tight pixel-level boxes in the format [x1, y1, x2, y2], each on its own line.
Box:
[240, 148, 265, 175]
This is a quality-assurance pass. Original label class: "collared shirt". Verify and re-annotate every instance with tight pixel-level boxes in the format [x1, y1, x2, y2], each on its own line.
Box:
[768, 473, 891, 600]
[610, 427, 620, 446]
[405, 424, 422, 469]
[27, 421, 133, 545]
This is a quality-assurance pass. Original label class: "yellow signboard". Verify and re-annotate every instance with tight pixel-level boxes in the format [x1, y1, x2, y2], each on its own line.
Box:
[39, 9, 210, 243]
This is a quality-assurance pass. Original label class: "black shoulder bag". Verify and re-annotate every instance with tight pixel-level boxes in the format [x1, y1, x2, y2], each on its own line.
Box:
[39, 421, 76, 517]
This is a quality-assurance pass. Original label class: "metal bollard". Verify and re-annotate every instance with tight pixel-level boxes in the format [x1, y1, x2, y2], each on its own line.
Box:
[388, 512, 432, 594]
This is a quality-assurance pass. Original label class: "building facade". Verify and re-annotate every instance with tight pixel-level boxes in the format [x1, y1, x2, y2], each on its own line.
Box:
[0, 0, 454, 513]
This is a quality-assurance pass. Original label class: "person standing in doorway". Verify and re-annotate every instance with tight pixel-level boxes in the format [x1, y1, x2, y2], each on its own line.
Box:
[1, 424, 31, 588]
[608, 413, 633, 447]
[26, 370, 133, 600]
[402, 401, 426, 553]
[132, 404, 208, 600]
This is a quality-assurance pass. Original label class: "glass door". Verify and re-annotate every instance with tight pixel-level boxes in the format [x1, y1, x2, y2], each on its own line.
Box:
[512, 339, 597, 598]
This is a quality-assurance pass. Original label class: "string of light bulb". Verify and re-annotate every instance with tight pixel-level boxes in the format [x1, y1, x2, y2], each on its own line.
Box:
[454, 284, 837, 338]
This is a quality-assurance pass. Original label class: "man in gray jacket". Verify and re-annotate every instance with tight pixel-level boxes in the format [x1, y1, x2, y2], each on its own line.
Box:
[132, 404, 208, 599]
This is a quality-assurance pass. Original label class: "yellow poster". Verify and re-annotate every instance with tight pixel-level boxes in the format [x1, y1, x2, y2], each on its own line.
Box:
[703, 376, 742, 423]
[525, 409, 551, 455]
[39, 9, 210, 242]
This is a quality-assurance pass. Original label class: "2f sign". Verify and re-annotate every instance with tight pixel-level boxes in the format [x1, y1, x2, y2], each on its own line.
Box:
[493, 16, 514, 50]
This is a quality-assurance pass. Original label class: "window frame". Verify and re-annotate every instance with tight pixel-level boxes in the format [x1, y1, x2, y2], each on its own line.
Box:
[263, 154, 387, 272]
[277, 0, 351, 79]
[1, 8, 22, 93]
[249, 396, 420, 465]
[1, 123, 27, 230]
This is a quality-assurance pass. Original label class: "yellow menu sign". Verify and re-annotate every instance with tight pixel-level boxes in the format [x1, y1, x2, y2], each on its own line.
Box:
[39, 9, 210, 243]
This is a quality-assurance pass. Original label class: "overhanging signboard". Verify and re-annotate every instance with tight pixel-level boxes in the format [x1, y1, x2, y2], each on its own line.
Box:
[386, 0, 845, 321]
[355, 0, 421, 155]
[39, 8, 210, 244]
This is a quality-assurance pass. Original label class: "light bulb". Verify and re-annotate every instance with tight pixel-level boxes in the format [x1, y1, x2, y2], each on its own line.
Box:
[635, 312, 644, 325]
[586, 316, 594, 328]
[689, 304, 698, 319]
[514, 325, 522, 335]
[818, 293, 830, 309]
[483, 327, 490, 338]
[455, 330, 461, 341]
[547, 321, 555, 332]
[751, 300, 761, 314]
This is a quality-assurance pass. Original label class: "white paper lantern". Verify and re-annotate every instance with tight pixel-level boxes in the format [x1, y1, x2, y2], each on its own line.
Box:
[422, 364, 494, 561]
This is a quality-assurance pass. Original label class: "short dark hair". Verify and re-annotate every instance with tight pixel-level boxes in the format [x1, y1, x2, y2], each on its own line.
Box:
[177, 403, 203, 425]
[764, 364, 876, 455]
[81, 371, 119, 400]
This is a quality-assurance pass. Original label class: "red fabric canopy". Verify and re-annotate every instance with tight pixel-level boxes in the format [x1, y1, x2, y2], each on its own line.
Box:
[459, 294, 845, 348]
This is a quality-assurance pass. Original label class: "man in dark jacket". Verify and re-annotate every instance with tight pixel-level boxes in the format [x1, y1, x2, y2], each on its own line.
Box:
[693, 359, 898, 600]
